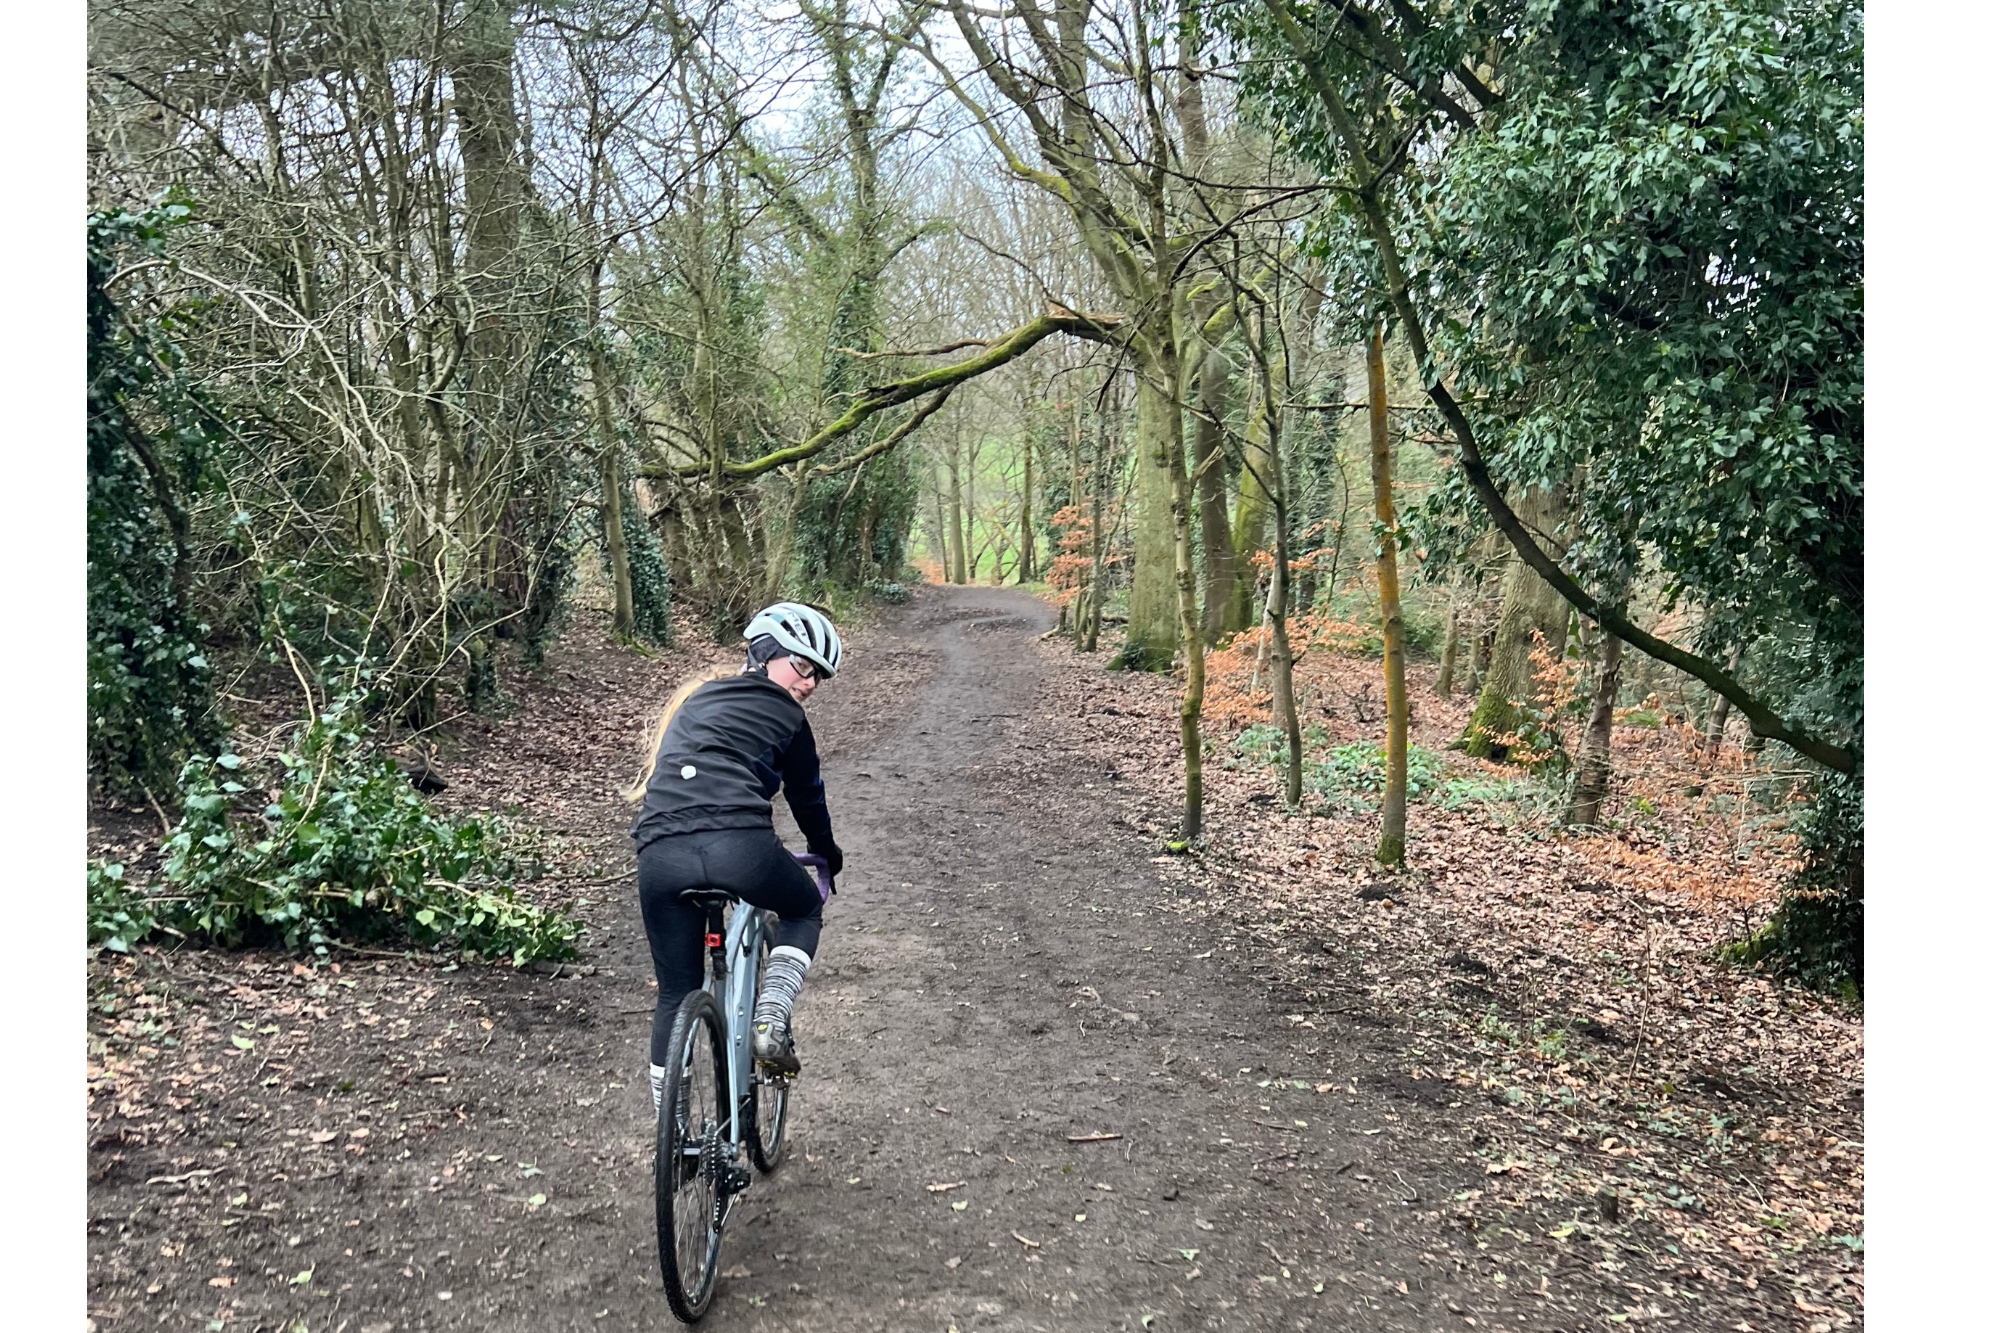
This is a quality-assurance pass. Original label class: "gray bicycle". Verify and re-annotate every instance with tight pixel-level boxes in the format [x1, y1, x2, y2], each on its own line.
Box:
[654, 852, 830, 1322]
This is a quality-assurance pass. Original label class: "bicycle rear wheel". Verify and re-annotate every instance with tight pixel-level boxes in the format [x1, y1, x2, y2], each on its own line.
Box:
[747, 916, 790, 1173]
[655, 990, 727, 1322]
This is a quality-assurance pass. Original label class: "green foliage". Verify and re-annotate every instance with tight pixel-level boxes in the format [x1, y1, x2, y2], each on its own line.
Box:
[1232, 0, 1863, 973]
[1229, 722, 1325, 769]
[621, 485, 675, 645]
[1430, 771, 1542, 814]
[1229, 725, 1546, 820]
[1309, 743, 1447, 809]
[87, 700, 578, 965]
[793, 451, 922, 590]
[599, 473, 673, 646]
[1726, 770, 1861, 997]
[87, 862, 159, 955]
[87, 200, 223, 793]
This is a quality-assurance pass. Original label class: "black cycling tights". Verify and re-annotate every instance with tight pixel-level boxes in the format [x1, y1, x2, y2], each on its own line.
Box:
[637, 828, 825, 1065]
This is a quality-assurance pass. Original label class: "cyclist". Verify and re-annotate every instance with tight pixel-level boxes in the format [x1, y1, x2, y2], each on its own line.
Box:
[625, 602, 845, 1115]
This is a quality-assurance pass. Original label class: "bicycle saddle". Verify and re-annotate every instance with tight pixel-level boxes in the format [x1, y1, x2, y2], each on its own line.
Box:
[676, 886, 736, 908]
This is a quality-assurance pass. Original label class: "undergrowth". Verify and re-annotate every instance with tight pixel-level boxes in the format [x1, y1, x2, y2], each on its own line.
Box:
[1227, 723, 1550, 819]
[86, 699, 578, 965]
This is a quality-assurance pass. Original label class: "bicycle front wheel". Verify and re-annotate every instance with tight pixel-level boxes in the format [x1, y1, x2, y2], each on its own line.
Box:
[748, 916, 790, 1173]
[656, 989, 727, 1322]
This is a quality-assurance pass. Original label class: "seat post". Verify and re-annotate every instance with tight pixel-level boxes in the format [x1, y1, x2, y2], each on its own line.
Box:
[705, 901, 728, 986]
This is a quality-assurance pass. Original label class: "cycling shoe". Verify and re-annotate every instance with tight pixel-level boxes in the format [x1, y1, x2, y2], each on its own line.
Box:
[752, 1019, 801, 1075]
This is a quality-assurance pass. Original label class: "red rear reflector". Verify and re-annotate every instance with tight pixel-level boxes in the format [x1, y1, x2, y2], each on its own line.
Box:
[705, 932, 723, 948]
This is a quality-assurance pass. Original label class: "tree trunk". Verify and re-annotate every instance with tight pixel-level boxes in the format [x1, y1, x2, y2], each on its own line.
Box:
[1367, 326, 1409, 866]
[927, 458, 950, 581]
[1251, 350, 1303, 806]
[446, 0, 524, 695]
[1705, 643, 1743, 754]
[588, 343, 636, 637]
[1195, 341, 1238, 643]
[1017, 426, 1036, 583]
[1120, 365, 1182, 670]
[656, 495, 695, 597]
[1166, 374, 1205, 842]
[1250, 509, 1297, 807]
[1228, 359, 1277, 634]
[946, 437, 967, 584]
[1568, 615, 1626, 826]
[1461, 486, 1569, 762]
[1435, 591, 1460, 697]
[962, 437, 979, 584]
[1083, 416, 1106, 653]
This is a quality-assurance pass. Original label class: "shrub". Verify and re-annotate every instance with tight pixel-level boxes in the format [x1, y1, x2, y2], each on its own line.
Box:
[87, 861, 159, 955]
[86, 700, 578, 965]
[1229, 726, 1547, 820]
[1727, 770, 1862, 999]
[1309, 742, 1448, 806]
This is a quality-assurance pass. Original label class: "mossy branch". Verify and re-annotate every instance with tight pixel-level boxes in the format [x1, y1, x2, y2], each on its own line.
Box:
[643, 311, 1120, 483]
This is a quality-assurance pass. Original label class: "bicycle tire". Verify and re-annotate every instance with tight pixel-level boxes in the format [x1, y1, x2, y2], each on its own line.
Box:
[655, 989, 727, 1322]
[747, 915, 790, 1173]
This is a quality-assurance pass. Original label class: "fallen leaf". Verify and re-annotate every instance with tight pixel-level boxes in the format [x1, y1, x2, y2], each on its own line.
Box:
[926, 1180, 965, 1193]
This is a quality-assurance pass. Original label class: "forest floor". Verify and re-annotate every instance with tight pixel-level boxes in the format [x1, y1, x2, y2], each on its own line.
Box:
[87, 582, 1862, 1333]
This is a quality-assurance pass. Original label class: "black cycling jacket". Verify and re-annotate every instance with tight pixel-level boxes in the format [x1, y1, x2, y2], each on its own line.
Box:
[630, 673, 838, 859]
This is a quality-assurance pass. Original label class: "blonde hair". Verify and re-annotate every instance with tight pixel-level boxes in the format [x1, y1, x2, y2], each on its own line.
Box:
[623, 665, 738, 801]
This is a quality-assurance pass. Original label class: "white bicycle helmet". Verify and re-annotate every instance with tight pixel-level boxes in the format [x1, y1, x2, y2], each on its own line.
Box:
[743, 601, 843, 678]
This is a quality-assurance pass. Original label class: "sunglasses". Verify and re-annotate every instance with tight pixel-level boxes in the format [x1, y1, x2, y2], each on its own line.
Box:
[789, 655, 829, 683]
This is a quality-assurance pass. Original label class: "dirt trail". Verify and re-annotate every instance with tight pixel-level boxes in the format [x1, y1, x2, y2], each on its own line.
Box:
[90, 585, 1638, 1332]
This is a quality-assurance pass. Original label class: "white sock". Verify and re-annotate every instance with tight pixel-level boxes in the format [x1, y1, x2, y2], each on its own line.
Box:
[754, 946, 813, 1029]
[649, 1063, 667, 1115]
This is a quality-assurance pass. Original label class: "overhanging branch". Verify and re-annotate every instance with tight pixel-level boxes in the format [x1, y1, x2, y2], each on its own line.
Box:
[811, 389, 953, 478]
[643, 310, 1121, 482]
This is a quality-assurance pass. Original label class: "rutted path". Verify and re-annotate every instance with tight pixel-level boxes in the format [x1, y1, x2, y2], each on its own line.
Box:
[89, 585, 1553, 1332]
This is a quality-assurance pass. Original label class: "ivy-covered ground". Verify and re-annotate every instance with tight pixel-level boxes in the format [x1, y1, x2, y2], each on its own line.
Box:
[86, 584, 1859, 1331]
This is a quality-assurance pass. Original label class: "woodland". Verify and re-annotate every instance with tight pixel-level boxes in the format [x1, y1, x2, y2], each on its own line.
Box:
[86, 2, 1862, 1323]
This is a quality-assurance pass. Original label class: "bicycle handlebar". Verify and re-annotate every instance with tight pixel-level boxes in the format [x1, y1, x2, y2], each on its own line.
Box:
[793, 852, 834, 902]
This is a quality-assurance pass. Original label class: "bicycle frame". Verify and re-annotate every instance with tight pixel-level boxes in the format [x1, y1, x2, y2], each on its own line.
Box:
[690, 852, 826, 1220]
[706, 901, 763, 1156]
